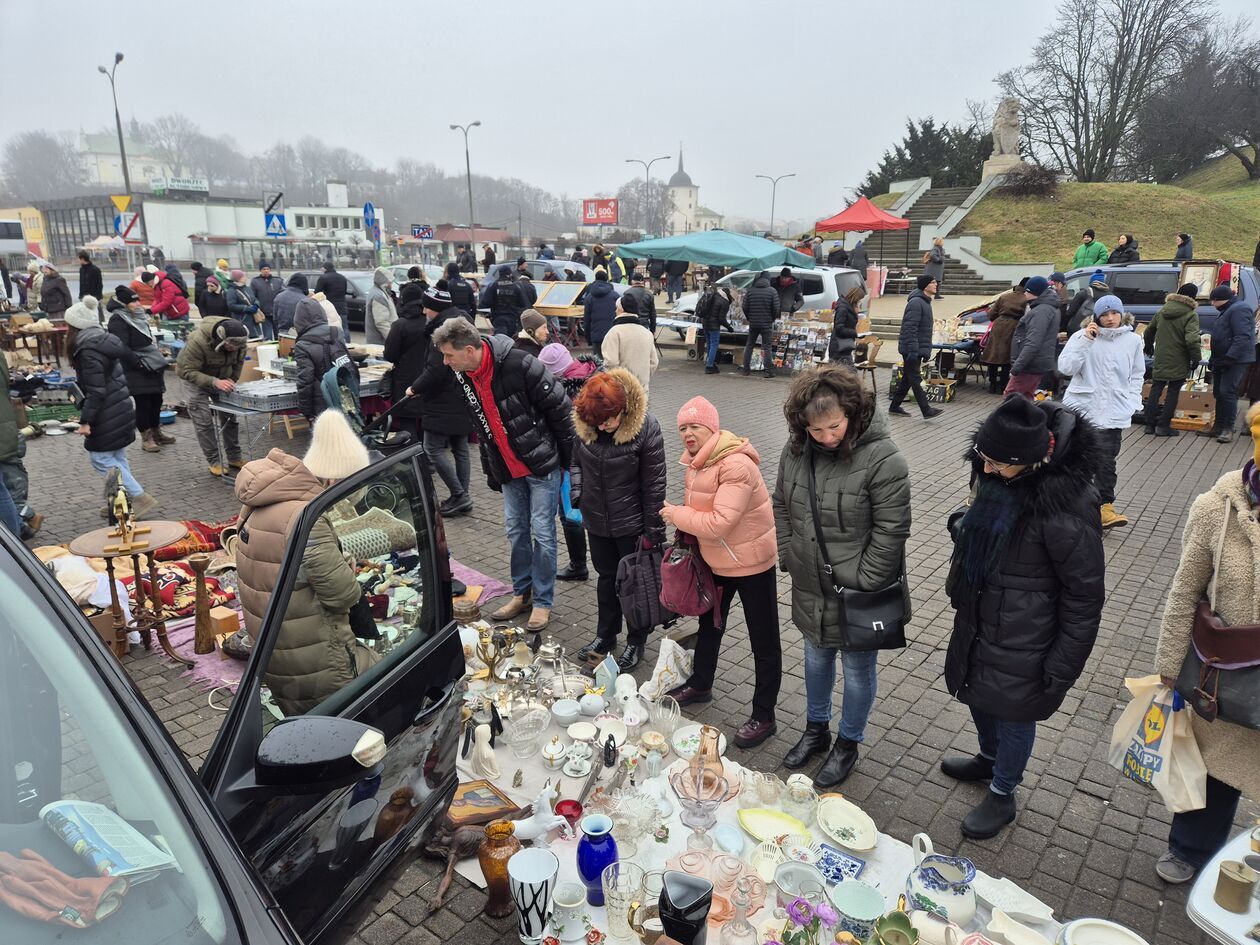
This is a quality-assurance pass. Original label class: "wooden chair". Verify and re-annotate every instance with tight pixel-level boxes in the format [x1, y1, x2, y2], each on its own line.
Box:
[856, 337, 882, 399]
[267, 410, 310, 439]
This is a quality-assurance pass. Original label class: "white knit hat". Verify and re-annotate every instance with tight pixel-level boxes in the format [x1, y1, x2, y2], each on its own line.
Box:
[303, 411, 370, 480]
[64, 296, 101, 330]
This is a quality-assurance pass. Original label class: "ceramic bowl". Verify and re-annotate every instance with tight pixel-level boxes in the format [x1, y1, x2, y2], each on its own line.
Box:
[779, 833, 823, 864]
[597, 718, 628, 747]
[640, 729, 669, 757]
[750, 840, 787, 882]
[567, 721, 597, 743]
[828, 881, 886, 940]
[551, 699, 582, 727]
[772, 860, 827, 909]
[671, 723, 727, 759]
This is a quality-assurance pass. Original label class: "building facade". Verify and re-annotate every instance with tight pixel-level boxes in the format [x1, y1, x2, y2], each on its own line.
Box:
[0, 207, 48, 257]
[78, 132, 177, 191]
[665, 149, 724, 236]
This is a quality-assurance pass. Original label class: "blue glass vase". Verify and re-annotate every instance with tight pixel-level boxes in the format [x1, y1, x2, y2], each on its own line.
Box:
[576, 814, 618, 906]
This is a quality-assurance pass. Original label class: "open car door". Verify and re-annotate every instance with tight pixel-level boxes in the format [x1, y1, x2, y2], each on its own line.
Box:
[199, 442, 463, 942]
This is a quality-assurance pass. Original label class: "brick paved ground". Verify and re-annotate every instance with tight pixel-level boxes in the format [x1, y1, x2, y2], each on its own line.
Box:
[26, 348, 1258, 945]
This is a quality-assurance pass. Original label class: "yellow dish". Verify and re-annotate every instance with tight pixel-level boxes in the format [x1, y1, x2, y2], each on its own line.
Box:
[737, 808, 808, 842]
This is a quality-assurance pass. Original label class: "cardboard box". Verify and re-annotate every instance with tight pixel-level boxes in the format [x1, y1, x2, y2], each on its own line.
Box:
[209, 605, 240, 636]
[926, 379, 957, 403]
[237, 340, 267, 383]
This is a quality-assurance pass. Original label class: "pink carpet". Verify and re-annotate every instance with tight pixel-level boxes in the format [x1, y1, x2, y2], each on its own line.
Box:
[156, 559, 511, 692]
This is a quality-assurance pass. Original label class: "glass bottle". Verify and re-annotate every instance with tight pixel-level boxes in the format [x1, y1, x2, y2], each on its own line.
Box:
[718, 877, 759, 945]
[688, 724, 725, 793]
[477, 819, 521, 918]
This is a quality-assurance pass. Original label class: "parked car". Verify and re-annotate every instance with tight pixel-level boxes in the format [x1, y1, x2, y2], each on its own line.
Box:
[0, 443, 462, 944]
[296, 270, 376, 334]
[956, 262, 1260, 338]
[478, 258, 626, 293]
[386, 264, 446, 288]
[669, 265, 867, 317]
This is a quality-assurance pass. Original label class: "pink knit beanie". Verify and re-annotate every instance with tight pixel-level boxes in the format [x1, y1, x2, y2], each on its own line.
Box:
[677, 396, 719, 433]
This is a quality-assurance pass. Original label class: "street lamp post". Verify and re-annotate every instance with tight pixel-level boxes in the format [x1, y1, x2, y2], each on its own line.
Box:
[97, 52, 131, 195]
[450, 121, 480, 262]
[754, 172, 795, 238]
[624, 155, 670, 235]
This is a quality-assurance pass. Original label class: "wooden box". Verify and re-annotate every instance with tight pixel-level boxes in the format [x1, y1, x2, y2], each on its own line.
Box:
[1171, 412, 1213, 431]
[209, 605, 240, 636]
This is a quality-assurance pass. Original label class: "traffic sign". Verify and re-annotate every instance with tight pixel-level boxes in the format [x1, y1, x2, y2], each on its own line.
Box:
[114, 212, 141, 244]
[363, 202, 376, 229]
[265, 213, 288, 238]
[110, 194, 131, 213]
[372, 222, 381, 249]
[263, 191, 284, 214]
[412, 224, 434, 240]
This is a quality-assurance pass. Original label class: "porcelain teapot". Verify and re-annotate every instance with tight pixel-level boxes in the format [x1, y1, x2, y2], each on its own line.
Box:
[904, 833, 976, 927]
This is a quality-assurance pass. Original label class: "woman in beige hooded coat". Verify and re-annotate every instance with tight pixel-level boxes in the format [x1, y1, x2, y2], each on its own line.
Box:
[1153, 402, 1260, 884]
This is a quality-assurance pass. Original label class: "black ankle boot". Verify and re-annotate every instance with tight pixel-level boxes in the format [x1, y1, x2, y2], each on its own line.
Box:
[616, 640, 645, 673]
[576, 637, 616, 663]
[783, 722, 832, 769]
[940, 753, 995, 782]
[815, 737, 859, 787]
[558, 524, 589, 580]
[961, 789, 1017, 839]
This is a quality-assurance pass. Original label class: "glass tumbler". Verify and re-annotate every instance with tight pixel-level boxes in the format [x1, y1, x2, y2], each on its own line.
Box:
[602, 861, 645, 944]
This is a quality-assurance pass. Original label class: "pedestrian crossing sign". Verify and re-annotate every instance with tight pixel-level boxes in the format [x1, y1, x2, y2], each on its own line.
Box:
[265, 213, 287, 238]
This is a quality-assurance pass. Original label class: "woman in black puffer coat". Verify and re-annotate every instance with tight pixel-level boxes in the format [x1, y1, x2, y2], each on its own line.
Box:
[66, 298, 158, 518]
[107, 284, 171, 452]
[569, 368, 666, 672]
[942, 396, 1104, 840]
[293, 297, 355, 421]
[383, 281, 433, 440]
[828, 286, 864, 367]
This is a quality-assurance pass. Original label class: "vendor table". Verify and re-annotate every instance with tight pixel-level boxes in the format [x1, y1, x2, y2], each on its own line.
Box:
[1188, 828, 1260, 943]
[929, 340, 980, 383]
[18, 324, 68, 368]
[208, 400, 277, 474]
[69, 520, 193, 667]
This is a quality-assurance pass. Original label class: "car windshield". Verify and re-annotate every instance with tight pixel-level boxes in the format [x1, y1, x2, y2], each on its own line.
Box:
[0, 553, 238, 944]
[720, 273, 757, 290]
[345, 273, 374, 294]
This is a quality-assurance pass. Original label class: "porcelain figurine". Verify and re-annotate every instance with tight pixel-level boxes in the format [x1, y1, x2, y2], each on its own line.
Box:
[563, 755, 593, 778]
[614, 673, 639, 710]
[905, 833, 976, 927]
[510, 780, 570, 845]
[593, 655, 620, 697]
[471, 723, 500, 779]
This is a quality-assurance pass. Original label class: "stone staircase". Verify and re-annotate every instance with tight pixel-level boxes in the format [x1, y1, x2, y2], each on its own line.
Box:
[865, 186, 1013, 300]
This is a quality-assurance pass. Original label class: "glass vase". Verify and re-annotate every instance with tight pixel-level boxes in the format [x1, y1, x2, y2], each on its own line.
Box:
[687, 724, 725, 792]
[478, 819, 523, 918]
[576, 814, 619, 906]
[718, 876, 760, 945]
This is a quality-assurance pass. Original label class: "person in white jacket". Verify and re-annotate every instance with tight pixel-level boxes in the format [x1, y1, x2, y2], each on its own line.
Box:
[1057, 294, 1145, 530]
[599, 293, 659, 396]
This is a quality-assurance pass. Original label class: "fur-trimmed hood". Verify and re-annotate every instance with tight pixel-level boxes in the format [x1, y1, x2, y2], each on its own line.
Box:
[966, 401, 1104, 519]
[573, 367, 647, 445]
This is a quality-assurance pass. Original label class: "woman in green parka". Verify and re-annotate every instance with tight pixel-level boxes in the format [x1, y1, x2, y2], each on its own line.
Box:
[1142, 282, 1202, 437]
[773, 366, 912, 787]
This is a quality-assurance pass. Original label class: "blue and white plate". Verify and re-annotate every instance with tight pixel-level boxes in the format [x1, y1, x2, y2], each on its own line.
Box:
[816, 843, 865, 884]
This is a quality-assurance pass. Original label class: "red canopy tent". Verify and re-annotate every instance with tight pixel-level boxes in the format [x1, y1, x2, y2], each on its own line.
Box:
[814, 196, 911, 268]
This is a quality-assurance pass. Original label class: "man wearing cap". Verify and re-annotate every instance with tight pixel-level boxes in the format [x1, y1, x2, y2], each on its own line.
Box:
[514, 257, 538, 306]
[1071, 229, 1108, 270]
[175, 315, 249, 476]
[482, 264, 530, 337]
[1006, 275, 1062, 398]
[623, 271, 657, 333]
[1143, 283, 1202, 438]
[1200, 285, 1257, 443]
[888, 275, 943, 418]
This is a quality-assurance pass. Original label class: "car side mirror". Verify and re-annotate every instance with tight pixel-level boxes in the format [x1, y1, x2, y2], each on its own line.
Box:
[255, 716, 386, 794]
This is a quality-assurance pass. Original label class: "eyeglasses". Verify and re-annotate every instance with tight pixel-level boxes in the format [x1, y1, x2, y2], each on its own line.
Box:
[972, 445, 1014, 471]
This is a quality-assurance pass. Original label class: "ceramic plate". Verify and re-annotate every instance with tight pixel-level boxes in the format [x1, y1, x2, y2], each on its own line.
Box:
[671, 723, 727, 759]
[714, 824, 745, 855]
[974, 873, 1055, 924]
[779, 833, 823, 864]
[1058, 919, 1150, 945]
[816, 795, 878, 852]
[816, 842, 865, 883]
[737, 807, 808, 842]
[750, 841, 787, 882]
[987, 908, 1054, 945]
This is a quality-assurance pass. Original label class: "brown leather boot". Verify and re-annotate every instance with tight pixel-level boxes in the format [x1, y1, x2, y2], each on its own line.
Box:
[140, 429, 160, 453]
[153, 426, 176, 445]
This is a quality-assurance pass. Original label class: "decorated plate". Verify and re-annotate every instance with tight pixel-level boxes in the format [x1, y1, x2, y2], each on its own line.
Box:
[737, 807, 808, 843]
[974, 873, 1055, 924]
[1058, 918, 1150, 945]
[816, 842, 865, 884]
[778, 833, 823, 864]
[750, 840, 787, 882]
[816, 796, 878, 852]
[671, 723, 727, 759]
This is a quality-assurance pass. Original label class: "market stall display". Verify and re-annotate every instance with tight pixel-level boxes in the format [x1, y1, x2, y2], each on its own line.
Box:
[1187, 827, 1260, 944]
[427, 624, 1153, 945]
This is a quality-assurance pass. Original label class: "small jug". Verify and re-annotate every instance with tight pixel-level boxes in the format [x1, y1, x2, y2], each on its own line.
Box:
[904, 833, 976, 928]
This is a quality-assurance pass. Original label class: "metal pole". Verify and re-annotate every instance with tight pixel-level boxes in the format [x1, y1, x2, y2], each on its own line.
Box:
[99, 54, 131, 195]
[450, 121, 481, 265]
[625, 156, 670, 235]
[755, 173, 795, 238]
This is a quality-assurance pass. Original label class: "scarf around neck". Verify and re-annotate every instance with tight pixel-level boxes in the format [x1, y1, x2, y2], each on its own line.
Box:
[952, 474, 1023, 587]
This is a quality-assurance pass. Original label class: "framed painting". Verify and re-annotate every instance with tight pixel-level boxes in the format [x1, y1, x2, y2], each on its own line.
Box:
[444, 779, 519, 827]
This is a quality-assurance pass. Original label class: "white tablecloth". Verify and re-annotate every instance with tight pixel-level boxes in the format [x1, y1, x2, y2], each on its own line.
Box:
[1188, 829, 1260, 943]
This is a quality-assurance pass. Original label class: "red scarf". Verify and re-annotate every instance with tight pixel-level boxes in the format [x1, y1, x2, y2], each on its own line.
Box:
[468, 343, 531, 480]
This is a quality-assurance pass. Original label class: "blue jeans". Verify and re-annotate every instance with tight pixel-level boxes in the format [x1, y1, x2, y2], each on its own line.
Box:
[666, 273, 683, 301]
[1211, 361, 1247, 432]
[88, 449, 144, 497]
[970, 707, 1036, 795]
[803, 641, 878, 742]
[500, 469, 561, 608]
[1169, 774, 1242, 868]
[705, 329, 721, 367]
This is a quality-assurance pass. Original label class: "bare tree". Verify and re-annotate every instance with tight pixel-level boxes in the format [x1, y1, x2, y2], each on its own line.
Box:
[998, 0, 1208, 181]
[186, 133, 248, 185]
[1217, 37, 1260, 179]
[144, 113, 199, 177]
[615, 177, 673, 235]
[1, 131, 85, 200]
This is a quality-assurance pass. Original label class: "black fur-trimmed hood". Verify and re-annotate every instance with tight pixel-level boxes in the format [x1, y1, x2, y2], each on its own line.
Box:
[966, 400, 1104, 518]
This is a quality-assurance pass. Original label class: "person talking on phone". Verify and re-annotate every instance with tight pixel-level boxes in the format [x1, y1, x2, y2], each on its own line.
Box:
[1057, 294, 1145, 530]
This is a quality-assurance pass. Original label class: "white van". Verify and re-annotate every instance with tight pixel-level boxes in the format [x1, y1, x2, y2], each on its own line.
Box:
[669, 265, 866, 317]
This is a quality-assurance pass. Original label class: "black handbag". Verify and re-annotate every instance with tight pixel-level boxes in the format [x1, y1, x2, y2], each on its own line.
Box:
[806, 448, 907, 651]
[1174, 495, 1260, 730]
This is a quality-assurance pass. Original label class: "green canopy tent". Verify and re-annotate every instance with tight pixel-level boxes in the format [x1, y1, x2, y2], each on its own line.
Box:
[614, 230, 815, 270]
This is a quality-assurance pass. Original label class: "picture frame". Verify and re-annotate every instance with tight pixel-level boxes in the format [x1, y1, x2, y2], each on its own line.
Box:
[444, 779, 519, 827]
[534, 281, 584, 308]
[1179, 263, 1218, 298]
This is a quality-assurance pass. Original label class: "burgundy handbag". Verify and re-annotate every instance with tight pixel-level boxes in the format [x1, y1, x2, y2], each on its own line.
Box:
[659, 531, 722, 630]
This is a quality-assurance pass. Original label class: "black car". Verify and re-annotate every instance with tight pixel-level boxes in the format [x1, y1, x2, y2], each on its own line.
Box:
[0, 442, 462, 944]
[297, 270, 376, 334]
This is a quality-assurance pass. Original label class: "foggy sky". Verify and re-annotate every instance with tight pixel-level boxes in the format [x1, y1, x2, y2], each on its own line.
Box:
[8, 0, 1255, 228]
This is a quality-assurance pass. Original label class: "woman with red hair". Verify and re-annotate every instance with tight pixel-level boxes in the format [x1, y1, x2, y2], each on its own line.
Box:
[569, 368, 667, 671]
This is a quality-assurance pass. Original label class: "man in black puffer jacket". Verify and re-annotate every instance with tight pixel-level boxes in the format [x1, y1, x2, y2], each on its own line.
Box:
[432, 317, 574, 633]
[272, 273, 308, 334]
[1007, 275, 1061, 397]
[481, 264, 530, 337]
[888, 275, 942, 418]
[444, 262, 477, 314]
[740, 274, 780, 377]
[293, 297, 354, 421]
[942, 397, 1104, 839]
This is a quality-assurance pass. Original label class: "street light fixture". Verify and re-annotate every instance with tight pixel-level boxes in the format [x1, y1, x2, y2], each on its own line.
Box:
[97, 52, 131, 195]
[754, 172, 795, 238]
[450, 121, 481, 261]
[624, 155, 670, 235]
